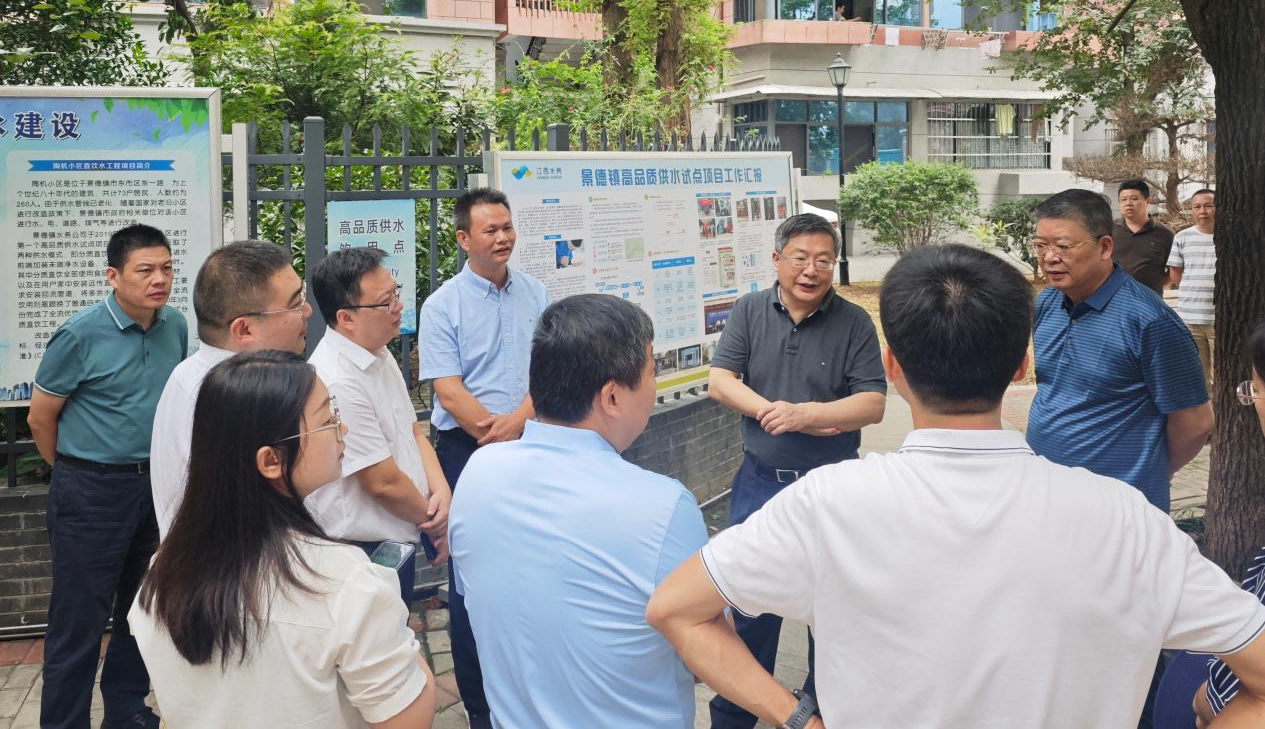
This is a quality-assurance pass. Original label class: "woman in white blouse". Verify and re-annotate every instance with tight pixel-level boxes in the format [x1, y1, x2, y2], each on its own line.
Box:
[130, 350, 435, 728]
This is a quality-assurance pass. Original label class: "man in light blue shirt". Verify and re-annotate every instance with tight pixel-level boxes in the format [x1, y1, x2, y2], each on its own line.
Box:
[449, 294, 708, 728]
[417, 187, 549, 726]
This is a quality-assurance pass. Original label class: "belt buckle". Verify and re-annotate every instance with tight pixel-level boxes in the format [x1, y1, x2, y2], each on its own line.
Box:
[775, 468, 800, 484]
[136, 462, 149, 475]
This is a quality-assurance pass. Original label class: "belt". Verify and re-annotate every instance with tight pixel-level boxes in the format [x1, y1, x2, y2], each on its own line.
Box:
[746, 453, 806, 485]
[56, 454, 150, 475]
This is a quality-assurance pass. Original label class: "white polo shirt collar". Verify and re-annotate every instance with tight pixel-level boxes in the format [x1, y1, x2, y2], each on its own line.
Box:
[320, 326, 382, 372]
[898, 428, 1034, 457]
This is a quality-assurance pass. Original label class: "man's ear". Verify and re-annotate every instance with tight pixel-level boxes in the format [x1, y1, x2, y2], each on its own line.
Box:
[228, 316, 253, 344]
[1012, 350, 1030, 383]
[882, 347, 903, 384]
[596, 380, 619, 418]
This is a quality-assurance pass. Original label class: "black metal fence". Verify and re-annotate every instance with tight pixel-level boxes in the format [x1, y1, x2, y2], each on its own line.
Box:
[2, 118, 780, 487]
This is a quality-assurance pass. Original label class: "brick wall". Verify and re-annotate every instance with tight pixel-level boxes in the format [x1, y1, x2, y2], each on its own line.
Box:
[0, 395, 742, 630]
[623, 391, 744, 505]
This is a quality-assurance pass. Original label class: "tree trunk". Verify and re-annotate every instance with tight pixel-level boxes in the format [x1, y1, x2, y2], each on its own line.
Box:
[601, 0, 632, 90]
[1178, 0, 1265, 580]
[655, 0, 688, 134]
[1162, 123, 1181, 216]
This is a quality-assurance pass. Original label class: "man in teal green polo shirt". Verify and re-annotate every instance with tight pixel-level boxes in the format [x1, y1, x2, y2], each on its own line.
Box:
[27, 224, 187, 729]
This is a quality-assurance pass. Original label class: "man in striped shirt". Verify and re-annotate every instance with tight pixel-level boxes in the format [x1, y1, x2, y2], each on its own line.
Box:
[1168, 189, 1217, 394]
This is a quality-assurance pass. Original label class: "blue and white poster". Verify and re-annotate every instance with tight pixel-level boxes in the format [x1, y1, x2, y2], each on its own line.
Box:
[326, 199, 417, 336]
[0, 88, 221, 404]
[493, 151, 796, 394]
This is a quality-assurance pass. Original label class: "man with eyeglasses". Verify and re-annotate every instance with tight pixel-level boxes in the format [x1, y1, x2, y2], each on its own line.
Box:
[705, 212, 886, 729]
[151, 240, 312, 540]
[307, 247, 452, 609]
[1026, 189, 1211, 728]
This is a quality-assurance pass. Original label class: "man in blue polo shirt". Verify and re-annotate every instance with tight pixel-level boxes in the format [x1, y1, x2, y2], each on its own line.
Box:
[417, 187, 549, 727]
[1027, 188, 1212, 513]
[27, 224, 187, 729]
[448, 294, 708, 727]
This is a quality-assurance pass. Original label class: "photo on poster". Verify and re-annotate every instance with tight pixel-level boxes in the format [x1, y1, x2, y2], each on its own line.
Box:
[718, 247, 736, 288]
[717, 217, 734, 236]
[703, 341, 716, 366]
[776, 196, 788, 219]
[715, 196, 732, 217]
[763, 196, 776, 220]
[625, 236, 645, 261]
[697, 194, 733, 240]
[556, 238, 585, 269]
[699, 217, 718, 240]
[654, 349, 679, 377]
[704, 298, 736, 335]
[736, 198, 749, 221]
[751, 198, 763, 221]
[676, 344, 702, 369]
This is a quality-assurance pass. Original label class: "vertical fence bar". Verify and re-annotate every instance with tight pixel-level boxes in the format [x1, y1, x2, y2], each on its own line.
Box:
[343, 125, 354, 192]
[303, 117, 327, 352]
[546, 123, 569, 152]
[372, 124, 383, 192]
[231, 123, 250, 242]
[281, 123, 293, 256]
[400, 125, 414, 386]
[247, 122, 259, 239]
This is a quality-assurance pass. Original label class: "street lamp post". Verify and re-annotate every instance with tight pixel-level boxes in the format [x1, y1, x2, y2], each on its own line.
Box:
[827, 52, 852, 286]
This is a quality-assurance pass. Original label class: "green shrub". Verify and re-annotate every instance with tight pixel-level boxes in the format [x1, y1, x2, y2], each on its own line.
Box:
[838, 161, 978, 254]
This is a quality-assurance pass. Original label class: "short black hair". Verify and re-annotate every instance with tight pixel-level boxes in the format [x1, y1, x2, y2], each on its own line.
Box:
[1034, 189, 1113, 239]
[194, 241, 294, 344]
[1190, 188, 1216, 204]
[1119, 179, 1151, 199]
[311, 247, 387, 327]
[880, 245, 1033, 414]
[774, 213, 840, 256]
[530, 294, 654, 423]
[1251, 323, 1265, 379]
[454, 188, 511, 234]
[107, 224, 171, 269]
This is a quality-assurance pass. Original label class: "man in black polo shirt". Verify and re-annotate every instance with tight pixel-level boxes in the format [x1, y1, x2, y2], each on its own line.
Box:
[1113, 179, 1174, 296]
[706, 212, 886, 729]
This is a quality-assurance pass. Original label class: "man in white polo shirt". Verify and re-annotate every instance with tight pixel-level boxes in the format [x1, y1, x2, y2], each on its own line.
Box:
[1168, 188, 1217, 395]
[151, 241, 311, 539]
[648, 244, 1265, 729]
[308, 247, 451, 609]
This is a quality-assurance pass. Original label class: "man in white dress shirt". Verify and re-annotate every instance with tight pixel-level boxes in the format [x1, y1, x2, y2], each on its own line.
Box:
[649, 244, 1265, 729]
[308, 246, 451, 610]
[150, 241, 311, 539]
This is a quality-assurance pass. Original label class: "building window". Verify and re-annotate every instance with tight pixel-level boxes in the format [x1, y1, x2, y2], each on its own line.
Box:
[929, 0, 962, 29]
[735, 99, 908, 175]
[875, 0, 921, 25]
[734, 0, 756, 22]
[778, 0, 833, 21]
[926, 101, 1051, 169]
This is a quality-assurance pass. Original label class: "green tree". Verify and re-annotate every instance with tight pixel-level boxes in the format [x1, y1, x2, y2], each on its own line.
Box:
[838, 161, 979, 254]
[966, 0, 1211, 214]
[0, 0, 168, 85]
[983, 196, 1042, 280]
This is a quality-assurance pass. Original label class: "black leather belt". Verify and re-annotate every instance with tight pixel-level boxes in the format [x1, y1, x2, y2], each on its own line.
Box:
[747, 453, 805, 484]
[56, 454, 150, 475]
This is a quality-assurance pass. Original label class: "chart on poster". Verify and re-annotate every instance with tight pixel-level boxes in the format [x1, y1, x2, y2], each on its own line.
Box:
[491, 151, 796, 393]
[0, 88, 222, 404]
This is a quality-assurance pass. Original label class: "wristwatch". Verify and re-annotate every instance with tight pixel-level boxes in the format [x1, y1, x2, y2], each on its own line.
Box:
[779, 689, 820, 729]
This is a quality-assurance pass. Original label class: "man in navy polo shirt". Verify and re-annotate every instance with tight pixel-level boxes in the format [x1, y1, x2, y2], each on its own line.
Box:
[28, 224, 187, 729]
[1027, 189, 1212, 512]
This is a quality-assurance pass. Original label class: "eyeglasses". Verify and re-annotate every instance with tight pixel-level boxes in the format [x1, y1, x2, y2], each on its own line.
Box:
[271, 397, 343, 445]
[342, 284, 403, 311]
[238, 284, 307, 320]
[1026, 237, 1100, 257]
[1237, 380, 1263, 406]
[783, 256, 838, 272]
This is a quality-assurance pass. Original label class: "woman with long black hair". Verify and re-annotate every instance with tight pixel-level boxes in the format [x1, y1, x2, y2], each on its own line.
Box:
[130, 350, 435, 728]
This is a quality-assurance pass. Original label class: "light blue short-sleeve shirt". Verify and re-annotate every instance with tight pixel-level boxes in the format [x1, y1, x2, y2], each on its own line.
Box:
[448, 420, 708, 728]
[416, 265, 549, 432]
[35, 293, 188, 463]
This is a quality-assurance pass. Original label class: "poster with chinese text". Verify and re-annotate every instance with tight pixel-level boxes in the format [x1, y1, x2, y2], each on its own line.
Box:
[326, 199, 417, 336]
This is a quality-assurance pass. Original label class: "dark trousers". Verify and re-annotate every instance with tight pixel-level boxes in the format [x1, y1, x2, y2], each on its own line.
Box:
[354, 541, 417, 615]
[434, 427, 489, 719]
[42, 460, 158, 729]
[711, 453, 817, 729]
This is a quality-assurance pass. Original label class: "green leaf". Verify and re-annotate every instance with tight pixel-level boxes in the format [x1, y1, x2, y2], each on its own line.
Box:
[79, 30, 100, 40]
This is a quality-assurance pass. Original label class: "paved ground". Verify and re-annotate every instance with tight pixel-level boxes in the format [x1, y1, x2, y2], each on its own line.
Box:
[1, 378, 1212, 729]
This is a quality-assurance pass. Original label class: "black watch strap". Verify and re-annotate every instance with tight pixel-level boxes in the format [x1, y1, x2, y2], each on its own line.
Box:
[779, 689, 819, 729]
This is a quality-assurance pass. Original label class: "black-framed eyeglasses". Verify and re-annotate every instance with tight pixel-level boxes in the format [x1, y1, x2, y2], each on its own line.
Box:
[342, 284, 403, 311]
[238, 283, 308, 320]
[1237, 380, 1263, 407]
[1026, 237, 1100, 257]
[783, 255, 838, 272]
[271, 397, 343, 445]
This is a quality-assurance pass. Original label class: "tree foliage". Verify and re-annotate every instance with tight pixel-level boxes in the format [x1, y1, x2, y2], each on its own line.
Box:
[0, 0, 168, 85]
[981, 196, 1042, 280]
[838, 161, 979, 254]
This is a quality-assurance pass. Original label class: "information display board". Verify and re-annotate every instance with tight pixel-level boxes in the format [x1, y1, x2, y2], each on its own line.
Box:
[0, 87, 222, 404]
[491, 151, 796, 393]
[327, 199, 418, 335]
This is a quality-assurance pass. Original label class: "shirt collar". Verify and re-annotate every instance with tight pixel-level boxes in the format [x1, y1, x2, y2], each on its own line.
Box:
[521, 419, 617, 455]
[460, 263, 514, 299]
[771, 284, 836, 322]
[103, 292, 167, 331]
[195, 343, 235, 363]
[898, 428, 1034, 456]
[1061, 264, 1126, 314]
[322, 327, 382, 371]
[1118, 216, 1156, 235]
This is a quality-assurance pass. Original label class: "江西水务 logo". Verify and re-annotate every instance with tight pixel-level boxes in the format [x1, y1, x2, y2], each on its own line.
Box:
[511, 166, 532, 180]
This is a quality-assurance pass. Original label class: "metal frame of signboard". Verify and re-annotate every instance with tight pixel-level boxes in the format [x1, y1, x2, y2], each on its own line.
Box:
[0, 86, 223, 409]
[487, 149, 799, 399]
